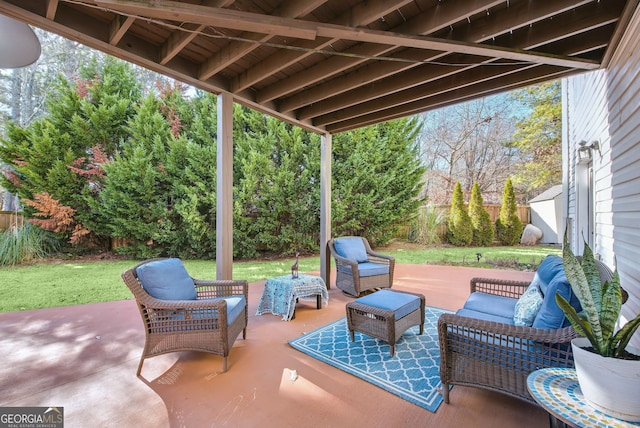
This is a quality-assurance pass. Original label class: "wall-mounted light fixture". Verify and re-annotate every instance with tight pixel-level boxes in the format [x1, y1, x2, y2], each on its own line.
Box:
[0, 14, 41, 69]
[577, 140, 599, 164]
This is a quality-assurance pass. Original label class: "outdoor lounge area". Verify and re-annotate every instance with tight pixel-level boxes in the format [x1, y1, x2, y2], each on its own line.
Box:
[0, 263, 549, 427]
[2, 1, 640, 426]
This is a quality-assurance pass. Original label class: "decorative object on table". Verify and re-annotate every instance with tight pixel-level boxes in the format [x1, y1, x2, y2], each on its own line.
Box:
[327, 236, 394, 297]
[256, 273, 328, 321]
[291, 252, 299, 279]
[346, 289, 425, 357]
[121, 258, 248, 375]
[556, 232, 640, 422]
[289, 305, 453, 413]
[527, 368, 640, 428]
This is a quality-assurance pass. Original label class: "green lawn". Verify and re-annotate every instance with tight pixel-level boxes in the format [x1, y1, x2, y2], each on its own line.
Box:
[0, 244, 560, 313]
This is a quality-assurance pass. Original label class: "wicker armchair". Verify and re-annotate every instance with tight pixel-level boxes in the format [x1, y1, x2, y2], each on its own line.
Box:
[438, 259, 614, 405]
[327, 236, 395, 297]
[122, 258, 248, 376]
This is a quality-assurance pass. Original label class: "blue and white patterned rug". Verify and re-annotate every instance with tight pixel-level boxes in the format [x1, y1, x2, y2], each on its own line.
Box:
[288, 305, 452, 413]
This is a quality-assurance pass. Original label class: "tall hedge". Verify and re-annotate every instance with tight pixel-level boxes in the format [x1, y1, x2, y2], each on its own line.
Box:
[0, 57, 142, 248]
[331, 117, 426, 246]
[233, 109, 321, 259]
[447, 182, 473, 246]
[93, 91, 219, 259]
[495, 178, 523, 245]
[0, 57, 427, 259]
[468, 182, 494, 246]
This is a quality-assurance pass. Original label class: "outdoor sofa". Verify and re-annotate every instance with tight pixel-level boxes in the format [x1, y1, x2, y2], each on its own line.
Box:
[438, 254, 613, 405]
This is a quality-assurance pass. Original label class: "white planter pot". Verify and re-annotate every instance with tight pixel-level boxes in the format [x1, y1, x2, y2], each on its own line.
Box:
[571, 337, 640, 422]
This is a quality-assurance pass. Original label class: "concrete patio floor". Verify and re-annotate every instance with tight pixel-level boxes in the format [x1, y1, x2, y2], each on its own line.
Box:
[0, 263, 549, 427]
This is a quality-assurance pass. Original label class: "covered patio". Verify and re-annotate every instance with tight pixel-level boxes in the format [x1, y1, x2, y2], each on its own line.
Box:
[0, 263, 543, 427]
[2, 1, 640, 426]
[1, 0, 636, 283]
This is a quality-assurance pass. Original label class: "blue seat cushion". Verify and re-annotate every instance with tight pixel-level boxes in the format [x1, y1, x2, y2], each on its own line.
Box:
[357, 262, 389, 277]
[355, 289, 421, 319]
[193, 296, 247, 326]
[136, 258, 197, 300]
[462, 292, 518, 320]
[336, 262, 389, 277]
[455, 308, 515, 324]
[157, 296, 247, 331]
[533, 271, 581, 329]
[334, 237, 369, 263]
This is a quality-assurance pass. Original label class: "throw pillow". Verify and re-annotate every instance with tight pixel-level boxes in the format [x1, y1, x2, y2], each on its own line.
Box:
[513, 281, 544, 326]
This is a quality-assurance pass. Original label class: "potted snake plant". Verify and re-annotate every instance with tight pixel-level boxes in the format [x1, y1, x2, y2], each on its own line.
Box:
[556, 234, 640, 422]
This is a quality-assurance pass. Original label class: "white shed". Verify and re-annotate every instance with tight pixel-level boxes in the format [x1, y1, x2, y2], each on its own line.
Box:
[529, 185, 563, 244]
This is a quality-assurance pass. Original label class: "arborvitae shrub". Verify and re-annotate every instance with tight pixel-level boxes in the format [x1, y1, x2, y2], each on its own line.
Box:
[446, 182, 473, 246]
[468, 182, 494, 246]
[495, 178, 523, 245]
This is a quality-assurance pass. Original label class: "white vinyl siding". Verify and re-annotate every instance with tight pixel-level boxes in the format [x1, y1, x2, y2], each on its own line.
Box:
[564, 6, 640, 347]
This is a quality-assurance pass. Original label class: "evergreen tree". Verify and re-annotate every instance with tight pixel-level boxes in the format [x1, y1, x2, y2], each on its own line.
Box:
[233, 108, 321, 258]
[447, 181, 473, 246]
[468, 182, 494, 246]
[332, 117, 425, 246]
[495, 178, 523, 245]
[94, 90, 219, 258]
[1, 56, 427, 258]
[0, 56, 142, 247]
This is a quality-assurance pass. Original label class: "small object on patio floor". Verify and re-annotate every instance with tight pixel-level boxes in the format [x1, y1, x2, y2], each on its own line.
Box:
[289, 369, 298, 382]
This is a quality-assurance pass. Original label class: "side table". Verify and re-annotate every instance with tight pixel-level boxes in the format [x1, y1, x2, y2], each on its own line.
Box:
[256, 273, 329, 321]
[527, 367, 640, 428]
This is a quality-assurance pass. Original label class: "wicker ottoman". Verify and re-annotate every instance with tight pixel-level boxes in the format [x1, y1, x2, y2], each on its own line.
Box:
[345, 289, 425, 357]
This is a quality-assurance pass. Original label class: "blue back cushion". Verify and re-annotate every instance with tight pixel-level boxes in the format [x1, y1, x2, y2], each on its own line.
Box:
[535, 255, 565, 294]
[136, 258, 197, 300]
[334, 237, 368, 263]
[532, 270, 581, 329]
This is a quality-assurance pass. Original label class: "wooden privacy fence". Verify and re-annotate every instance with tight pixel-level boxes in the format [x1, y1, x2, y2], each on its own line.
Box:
[0, 211, 24, 230]
[436, 204, 530, 224]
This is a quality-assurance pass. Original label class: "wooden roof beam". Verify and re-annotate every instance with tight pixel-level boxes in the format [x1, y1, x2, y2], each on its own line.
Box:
[230, 0, 415, 92]
[160, 23, 205, 65]
[96, 0, 599, 70]
[95, 0, 318, 40]
[273, 0, 604, 112]
[109, 15, 135, 46]
[198, 0, 326, 80]
[46, 0, 58, 20]
[326, 67, 573, 133]
[291, 9, 615, 120]
[257, 0, 503, 104]
[313, 59, 526, 126]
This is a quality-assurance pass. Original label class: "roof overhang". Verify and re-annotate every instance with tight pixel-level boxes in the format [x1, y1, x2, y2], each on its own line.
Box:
[1, 0, 638, 133]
